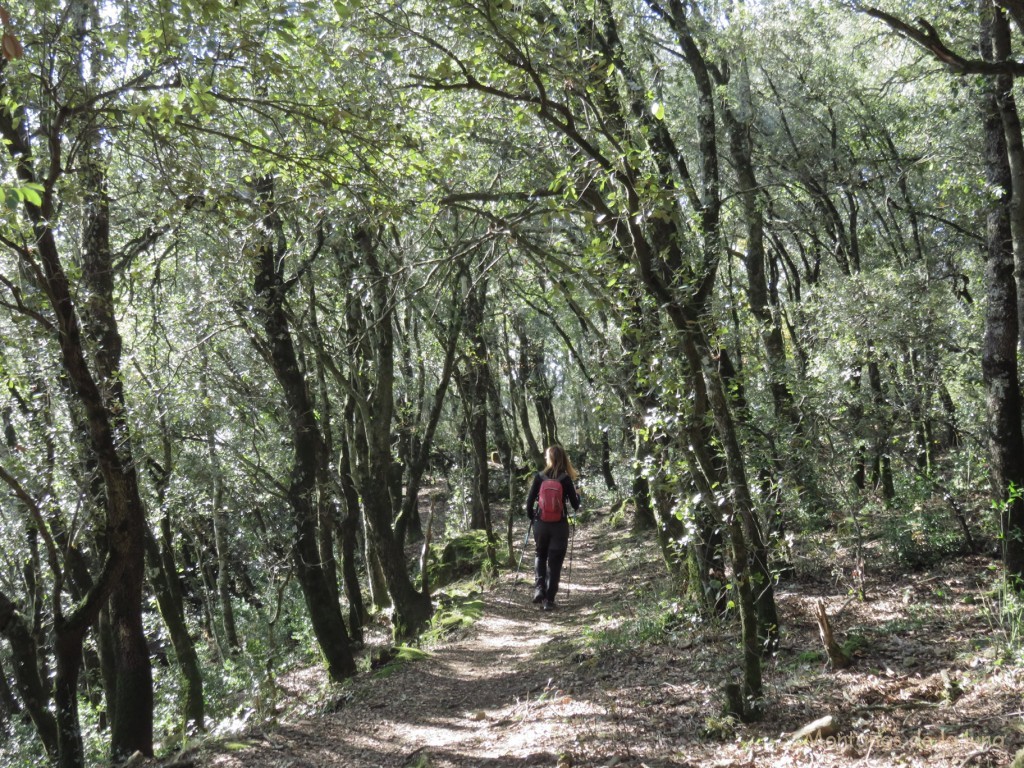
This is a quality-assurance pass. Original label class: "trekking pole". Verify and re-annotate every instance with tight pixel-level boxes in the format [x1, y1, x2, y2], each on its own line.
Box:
[509, 519, 534, 600]
[566, 513, 576, 600]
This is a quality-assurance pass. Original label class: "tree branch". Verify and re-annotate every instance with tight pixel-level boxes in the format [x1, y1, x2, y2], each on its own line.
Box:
[438, 189, 560, 205]
[862, 6, 1024, 76]
[0, 464, 62, 579]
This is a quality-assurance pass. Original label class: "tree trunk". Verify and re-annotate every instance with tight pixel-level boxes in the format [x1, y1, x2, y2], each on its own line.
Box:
[725, 506, 763, 722]
[488, 359, 513, 472]
[394, 294, 463, 550]
[339, 499, 367, 644]
[342, 229, 433, 639]
[594, 429, 614, 493]
[362, 510, 391, 610]
[866, 353, 896, 502]
[143, 523, 205, 732]
[619, 303, 656, 530]
[814, 601, 851, 670]
[0, 655, 19, 724]
[696, 332, 779, 652]
[75, 96, 153, 768]
[250, 177, 355, 680]
[62, 2, 156, 752]
[981, 4, 1024, 585]
[96, 607, 116, 733]
[456, 274, 492, 534]
[991, 12, 1024, 358]
[462, 378, 491, 533]
[649, 472, 689, 582]
[357, 458, 433, 638]
[54, 623, 87, 768]
[148, 406, 206, 730]
[337, 401, 368, 641]
[516, 320, 558, 450]
[511, 374, 543, 468]
[200, 355, 240, 652]
[677, 434, 729, 615]
[504, 317, 543, 469]
[722, 68, 828, 522]
[0, 592, 57, 757]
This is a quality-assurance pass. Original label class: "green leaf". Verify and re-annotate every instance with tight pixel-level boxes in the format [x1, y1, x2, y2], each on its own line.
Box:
[332, 0, 352, 20]
[21, 186, 41, 206]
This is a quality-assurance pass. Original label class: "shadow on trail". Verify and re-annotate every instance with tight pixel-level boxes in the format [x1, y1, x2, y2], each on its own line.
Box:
[335, 523, 614, 766]
[207, 523, 626, 768]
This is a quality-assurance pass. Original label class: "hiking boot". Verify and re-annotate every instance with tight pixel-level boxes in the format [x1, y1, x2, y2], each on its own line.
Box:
[542, 599, 556, 611]
[533, 587, 545, 604]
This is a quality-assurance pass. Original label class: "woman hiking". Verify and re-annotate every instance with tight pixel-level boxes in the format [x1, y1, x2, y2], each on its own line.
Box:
[525, 445, 580, 610]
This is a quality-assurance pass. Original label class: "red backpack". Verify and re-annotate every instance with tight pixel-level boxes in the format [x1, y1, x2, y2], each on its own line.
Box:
[537, 475, 565, 523]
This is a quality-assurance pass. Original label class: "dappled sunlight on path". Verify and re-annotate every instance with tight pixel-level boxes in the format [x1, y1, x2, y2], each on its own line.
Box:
[197, 514, 1024, 768]
[207, 522, 623, 768]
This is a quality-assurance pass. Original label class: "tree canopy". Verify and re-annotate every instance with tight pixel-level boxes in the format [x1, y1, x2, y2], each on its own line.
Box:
[0, 0, 1021, 764]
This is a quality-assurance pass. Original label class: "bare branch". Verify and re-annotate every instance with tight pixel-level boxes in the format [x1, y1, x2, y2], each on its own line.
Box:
[862, 6, 1024, 76]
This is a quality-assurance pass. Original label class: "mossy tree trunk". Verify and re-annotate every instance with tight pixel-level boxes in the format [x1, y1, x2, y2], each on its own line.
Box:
[340, 228, 433, 639]
[249, 177, 355, 681]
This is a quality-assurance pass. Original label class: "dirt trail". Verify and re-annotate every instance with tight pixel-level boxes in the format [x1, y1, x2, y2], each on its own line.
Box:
[205, 522, 626, 768]
[197, 518, 1024, 768]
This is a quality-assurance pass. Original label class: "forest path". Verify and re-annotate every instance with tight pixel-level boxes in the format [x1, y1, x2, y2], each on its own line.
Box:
[206, 520, 637, 768]
[196, 517, 1024, 768]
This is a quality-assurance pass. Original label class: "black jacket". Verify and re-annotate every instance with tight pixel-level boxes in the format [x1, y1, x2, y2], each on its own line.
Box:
[525, 472, 580, 521]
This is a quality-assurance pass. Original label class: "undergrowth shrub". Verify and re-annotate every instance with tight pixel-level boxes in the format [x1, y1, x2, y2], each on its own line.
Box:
[879, 499, 967, 569]
[0, 712, 46, 768]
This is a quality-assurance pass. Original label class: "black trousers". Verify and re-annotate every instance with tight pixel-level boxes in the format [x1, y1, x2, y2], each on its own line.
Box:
[534, 519, 569, 601]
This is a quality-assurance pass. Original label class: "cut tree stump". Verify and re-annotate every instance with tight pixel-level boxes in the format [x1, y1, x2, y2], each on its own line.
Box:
[814, 599, 851, 670]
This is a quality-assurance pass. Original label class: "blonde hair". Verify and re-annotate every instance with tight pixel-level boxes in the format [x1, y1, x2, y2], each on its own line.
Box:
[543, 445, 578, 481]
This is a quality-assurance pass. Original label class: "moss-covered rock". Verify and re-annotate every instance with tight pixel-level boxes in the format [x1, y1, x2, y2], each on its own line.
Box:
[427, 530, 493, 589]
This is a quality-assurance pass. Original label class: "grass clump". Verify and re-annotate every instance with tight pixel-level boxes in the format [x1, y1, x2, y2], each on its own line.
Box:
[981, 579, 1024, 663]
[422, 592, 484, 643]
[580, 597, 695, 652]
[370, 644, 431, 678]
